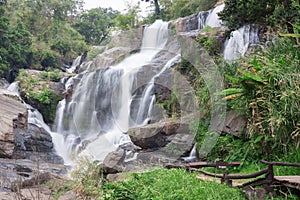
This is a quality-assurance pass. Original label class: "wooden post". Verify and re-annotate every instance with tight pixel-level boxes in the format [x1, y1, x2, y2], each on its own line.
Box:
[266, 164, 274, 182]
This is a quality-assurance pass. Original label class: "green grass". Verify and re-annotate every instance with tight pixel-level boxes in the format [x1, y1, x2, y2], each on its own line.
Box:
[102, 168, 245, 200]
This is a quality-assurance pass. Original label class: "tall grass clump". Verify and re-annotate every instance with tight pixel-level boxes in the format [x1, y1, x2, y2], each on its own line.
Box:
[217, 37, 299, 160]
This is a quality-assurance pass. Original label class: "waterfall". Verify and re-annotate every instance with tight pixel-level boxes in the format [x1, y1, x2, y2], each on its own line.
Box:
[134, 54, 181, 125]
[224, 25, 260, 60]
[205, 4, 224, 28]
[7, 81, 20, 94]
[66, 55, 82, 73]
[197, 4, 224, 30]
[53, 20, 170, 164]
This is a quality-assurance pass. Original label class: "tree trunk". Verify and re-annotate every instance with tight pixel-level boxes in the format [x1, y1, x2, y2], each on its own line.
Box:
[154, 0, 160, 15]
[283, 0, 294, 34]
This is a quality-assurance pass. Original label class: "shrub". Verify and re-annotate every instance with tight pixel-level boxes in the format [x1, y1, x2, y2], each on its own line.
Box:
[217, 37, 300, 158]
[39, 69, 62, 82]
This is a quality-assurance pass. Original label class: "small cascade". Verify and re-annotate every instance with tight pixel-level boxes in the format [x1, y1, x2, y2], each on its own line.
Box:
[53, 20, 171, 164]
[205, 4, 224, 28]
[7, 81, 20, 95]
[197, 4, 224, 30]
[66, 55, 82, 73]
[197, 10, 211, 30]
[182, 144, 197, 162]
[224, 25, 260, 60]
[134, 54, 181, 125]
[6, 82, 66, 162]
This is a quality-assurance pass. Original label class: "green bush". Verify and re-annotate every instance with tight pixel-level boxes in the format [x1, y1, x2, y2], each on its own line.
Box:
[87, 47, 105, 61]
[29, 87, 52, 104]
[217, 37, 300, 158]
[40, 50, 59, 68]
[39, 69, 62, 82]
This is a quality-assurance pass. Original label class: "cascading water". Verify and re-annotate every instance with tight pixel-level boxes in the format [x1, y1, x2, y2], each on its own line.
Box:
[205, 4, 224, 28]
[66, 55, 82, 73]
[53, 20, 170, 164]
[224, 25, 260, 60]
[134, 54, 181, 125]
[197, 4, 224, 30]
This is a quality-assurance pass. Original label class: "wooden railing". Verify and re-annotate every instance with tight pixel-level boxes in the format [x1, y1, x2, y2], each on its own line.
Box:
[166, 160, 300, 189]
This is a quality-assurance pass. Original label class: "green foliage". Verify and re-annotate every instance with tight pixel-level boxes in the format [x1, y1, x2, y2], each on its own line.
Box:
[0, 0, 88, 78]
[0, 5, 32, 78]
[102, 168, 244, 199]
[163, 0, 217, 20]
[218, 37, 300, 159]
[142, 0, 217, 23]
[29, 87, 52, 104]
[114, 5, 139, 30]
[72, 8, 118, 45]
[39, 69, 62, 82]
[87, 47, 105, 61]
[16, 69, 63, 123]
[219, 0, 300, 34]
[196, 26, 223, 56]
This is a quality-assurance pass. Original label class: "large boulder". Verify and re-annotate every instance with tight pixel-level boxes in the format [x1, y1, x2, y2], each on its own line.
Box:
[128, 119, 191, 149]
[99, 149, 126, 174]
[18, 69, 65, 124]
[13, 124, 64, 164]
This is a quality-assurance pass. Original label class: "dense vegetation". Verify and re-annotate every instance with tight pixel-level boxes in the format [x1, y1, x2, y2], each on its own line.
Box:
[1, 0, 299, 199]
[0, 0, 88, 80]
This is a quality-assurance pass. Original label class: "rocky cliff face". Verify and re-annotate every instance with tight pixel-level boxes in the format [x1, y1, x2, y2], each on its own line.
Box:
[82, 27, 144, 72]
[0, 87, 65, 191]
[0, 89, 27, 158]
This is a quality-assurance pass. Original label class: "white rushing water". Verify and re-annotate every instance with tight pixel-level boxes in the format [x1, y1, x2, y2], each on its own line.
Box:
[224, 25, 260, 60]
[53, 20, 170, 165]
[66, 55, 82, 73]
[197, 4, 224, 30]
[196, 4, 260, 61]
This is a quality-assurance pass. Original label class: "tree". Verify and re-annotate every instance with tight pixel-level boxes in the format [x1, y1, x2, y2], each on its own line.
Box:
[114, 5, 139, 30]
[141, 0, 160, 15]
[0, 4, 32, 80]
[219, 0, 300, 33]
[0, 5, 9, 77]
[72, 8, 118, 45]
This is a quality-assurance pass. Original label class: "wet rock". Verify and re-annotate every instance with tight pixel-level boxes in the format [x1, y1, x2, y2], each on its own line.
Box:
[89, 47, 135, 71]
[100, 149, 126, 174]
[0, 158, 66, 191]
[0, 172, 70, 199]
[85, 27, 143, 71]
[222, 110, 247, 137]
[128, 119, 191, 150]
[13, 124, 64, 164]
[0, 78, 9, 88]
[172, 13, 199, 33]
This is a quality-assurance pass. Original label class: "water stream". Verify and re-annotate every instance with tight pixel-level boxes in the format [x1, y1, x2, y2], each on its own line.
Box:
[53, 20, 170, 164]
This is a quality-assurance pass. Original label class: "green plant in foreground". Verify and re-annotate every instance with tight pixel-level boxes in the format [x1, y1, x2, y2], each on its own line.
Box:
[70, 157, 104, 198]
[216, 37, 300, 158]
[102, 168, 244, 200]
